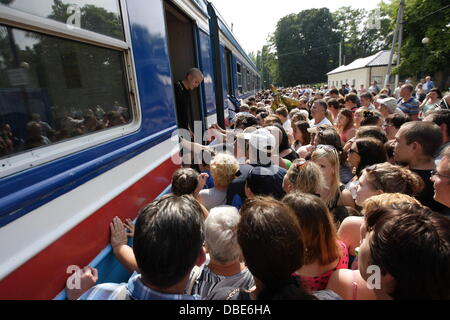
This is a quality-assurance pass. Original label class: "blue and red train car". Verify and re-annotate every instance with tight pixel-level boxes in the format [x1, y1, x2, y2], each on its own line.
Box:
[0, 0, 259, 299]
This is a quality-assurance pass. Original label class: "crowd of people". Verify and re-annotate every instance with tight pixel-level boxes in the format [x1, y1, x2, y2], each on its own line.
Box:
[66, 77, 450, 300]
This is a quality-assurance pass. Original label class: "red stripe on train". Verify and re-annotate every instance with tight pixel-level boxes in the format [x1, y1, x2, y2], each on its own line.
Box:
[0, 157, 179, 300]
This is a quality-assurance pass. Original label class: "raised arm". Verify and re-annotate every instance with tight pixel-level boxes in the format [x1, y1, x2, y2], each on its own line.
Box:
[110, 217, 139, 273]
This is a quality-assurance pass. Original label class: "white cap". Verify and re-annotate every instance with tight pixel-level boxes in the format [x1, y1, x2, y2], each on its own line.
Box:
[377, 97, 397, 113]
[249, 128, 276, 153]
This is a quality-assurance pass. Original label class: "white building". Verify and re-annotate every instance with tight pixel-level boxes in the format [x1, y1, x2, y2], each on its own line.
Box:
[327, 50, 392, 90]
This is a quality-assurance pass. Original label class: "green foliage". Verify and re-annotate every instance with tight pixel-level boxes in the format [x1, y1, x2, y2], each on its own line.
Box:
[384, 0, 450, 79]
[273, 8, 339, 87]
[256, 41, 280, 88]
[255, 4, 393, 87]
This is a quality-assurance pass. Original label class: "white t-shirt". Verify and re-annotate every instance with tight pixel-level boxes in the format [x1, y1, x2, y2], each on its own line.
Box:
[310, 117, 332, 127]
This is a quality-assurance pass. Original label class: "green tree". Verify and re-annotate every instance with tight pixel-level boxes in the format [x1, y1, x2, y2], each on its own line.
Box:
[384, 0, 450, 87]
[273, 8, 339, 86]
[258, 42, 280, 88]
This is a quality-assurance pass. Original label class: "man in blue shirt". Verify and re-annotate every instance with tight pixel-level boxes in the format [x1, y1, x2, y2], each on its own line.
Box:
[79, 194, 206, 300]
[397, 83, 420, 120]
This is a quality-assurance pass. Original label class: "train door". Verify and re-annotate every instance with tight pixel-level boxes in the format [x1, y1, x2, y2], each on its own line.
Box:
[163, 2, 202, 133]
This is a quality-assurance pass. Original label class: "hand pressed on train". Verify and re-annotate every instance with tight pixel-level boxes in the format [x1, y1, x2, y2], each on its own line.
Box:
[110, 217, 139, 273]
[124, 218, 135, 238]
[110, 216, 128, 249]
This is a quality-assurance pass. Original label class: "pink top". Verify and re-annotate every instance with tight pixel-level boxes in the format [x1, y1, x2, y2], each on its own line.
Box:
[341, 130, 348, 144]
[294, 240, 349, 292]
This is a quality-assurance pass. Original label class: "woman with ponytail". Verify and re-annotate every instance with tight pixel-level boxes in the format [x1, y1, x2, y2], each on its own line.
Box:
[354, 162, 424, 207]
[338, 163, 425, 269]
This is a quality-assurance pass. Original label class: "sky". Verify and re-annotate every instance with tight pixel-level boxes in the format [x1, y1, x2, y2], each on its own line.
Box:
[210, 0, 384, 54]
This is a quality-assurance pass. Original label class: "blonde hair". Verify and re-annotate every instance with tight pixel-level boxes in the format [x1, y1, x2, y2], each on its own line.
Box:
[310, 146, 340, 207]
[210, 153, 240, 187]
[287, 159, 325, 195]
[362, 193, 422, 215]
[363, 163, 424, 196]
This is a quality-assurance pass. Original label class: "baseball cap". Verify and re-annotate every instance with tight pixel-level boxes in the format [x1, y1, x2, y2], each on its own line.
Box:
[246, 166, 284, 199]
[377, 97, 397, 112]
[249, 128, 275, 153]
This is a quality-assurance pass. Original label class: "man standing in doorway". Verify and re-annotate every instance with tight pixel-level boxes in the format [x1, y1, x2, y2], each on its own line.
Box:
[174, 68, 204, 135]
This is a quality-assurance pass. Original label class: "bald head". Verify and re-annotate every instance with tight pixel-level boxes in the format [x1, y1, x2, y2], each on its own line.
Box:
[186, 68, 203, 79]
[184, 68, 204, 90]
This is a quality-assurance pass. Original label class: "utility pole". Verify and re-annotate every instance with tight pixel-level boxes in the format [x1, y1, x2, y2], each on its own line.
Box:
[394, 0, 404, 89]
[385, 0, 405, 88]
[339, 41, 342, 66]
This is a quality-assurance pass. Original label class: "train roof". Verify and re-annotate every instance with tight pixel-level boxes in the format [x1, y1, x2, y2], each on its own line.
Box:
[189, 0, 259, 74]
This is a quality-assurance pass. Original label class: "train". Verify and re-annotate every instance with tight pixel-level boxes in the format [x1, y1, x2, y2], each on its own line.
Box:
[0, 0, 260, 299]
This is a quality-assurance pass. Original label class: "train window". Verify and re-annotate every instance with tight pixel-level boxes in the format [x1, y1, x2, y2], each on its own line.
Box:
[0, 24, 131, 161]
[237, 62, 242, 94]
[1, 0, 125, 40]
[246, 70, 250, 92]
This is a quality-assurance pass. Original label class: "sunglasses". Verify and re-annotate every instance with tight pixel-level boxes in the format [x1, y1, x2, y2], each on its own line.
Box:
[316, 144, 336, 152]
[431, 169, 450, 179]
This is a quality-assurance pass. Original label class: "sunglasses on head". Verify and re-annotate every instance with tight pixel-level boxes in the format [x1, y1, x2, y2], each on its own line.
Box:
[316, 144, 336, 152]
[295, 159, 308, 169]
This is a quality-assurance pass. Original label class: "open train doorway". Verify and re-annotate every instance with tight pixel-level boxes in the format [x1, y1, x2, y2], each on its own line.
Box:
[163, 2, 202, 134]
[225, 48, 234, 96]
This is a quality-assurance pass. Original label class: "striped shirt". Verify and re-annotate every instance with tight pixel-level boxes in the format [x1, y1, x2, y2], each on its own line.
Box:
[79, 272, 201, 300]
[397, 97, 420, 115]
[190, 265, 255, 298]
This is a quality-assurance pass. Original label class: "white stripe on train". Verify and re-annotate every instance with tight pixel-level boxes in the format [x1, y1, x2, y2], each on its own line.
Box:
[0, 136, 179, 281]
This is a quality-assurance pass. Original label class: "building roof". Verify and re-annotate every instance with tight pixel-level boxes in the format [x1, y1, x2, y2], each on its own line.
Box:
[327, 50, 391, 75]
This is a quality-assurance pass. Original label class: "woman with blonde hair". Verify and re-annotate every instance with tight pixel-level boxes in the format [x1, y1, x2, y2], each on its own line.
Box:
[339, 162, 424, 259]
[327, 193, 423, 300]
[310, 145, 355, 214]
[282, 159, 325, 196]
[354, 162, 424, 207]
[199, 153, 240, 210]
